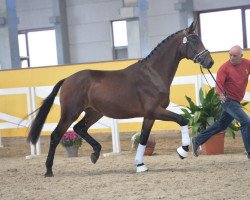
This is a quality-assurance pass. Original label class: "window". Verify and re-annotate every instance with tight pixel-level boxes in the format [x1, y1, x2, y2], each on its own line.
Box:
[246, 9, 250, 47]
[18, 29, 58, 67]
[18, 34, 29, 68]
[198, 6, 250, 52]
[112, 20, 128, 47]
[112, 20, 128, 60]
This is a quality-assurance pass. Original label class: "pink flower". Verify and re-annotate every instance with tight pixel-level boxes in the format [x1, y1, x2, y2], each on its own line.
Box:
[60, 131, 82, 147]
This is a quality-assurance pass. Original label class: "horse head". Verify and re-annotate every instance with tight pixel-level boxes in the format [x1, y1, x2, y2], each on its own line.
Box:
[179, 21, 214, 69]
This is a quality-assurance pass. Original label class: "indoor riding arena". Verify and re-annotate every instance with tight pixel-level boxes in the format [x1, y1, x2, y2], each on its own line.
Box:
[1, 1, 250, 199]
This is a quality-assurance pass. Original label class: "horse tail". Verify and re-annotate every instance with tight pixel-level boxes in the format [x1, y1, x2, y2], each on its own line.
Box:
[27, 79, 65, 145]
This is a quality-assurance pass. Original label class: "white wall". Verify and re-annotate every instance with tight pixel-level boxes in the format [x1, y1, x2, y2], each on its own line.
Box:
[14, 0, 250, 64]
[193, 0, 250, 11]
[147, 0, 180, 52]
[66, 0, 123, 63]
[16, 0, 54, 30]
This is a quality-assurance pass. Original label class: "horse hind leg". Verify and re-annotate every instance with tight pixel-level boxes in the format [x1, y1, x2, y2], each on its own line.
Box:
[45, 117, 74, 177]
[73, 108, 103, 164]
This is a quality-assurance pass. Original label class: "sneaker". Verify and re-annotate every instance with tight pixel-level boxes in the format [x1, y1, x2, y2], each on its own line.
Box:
[192, 137, 200, 157]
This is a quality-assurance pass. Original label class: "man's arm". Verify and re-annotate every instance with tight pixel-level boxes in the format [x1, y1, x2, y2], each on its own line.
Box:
[215, 65, 227, 103]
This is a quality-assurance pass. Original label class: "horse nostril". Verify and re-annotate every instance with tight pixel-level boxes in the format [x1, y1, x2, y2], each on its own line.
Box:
[209, 60, 214, 67]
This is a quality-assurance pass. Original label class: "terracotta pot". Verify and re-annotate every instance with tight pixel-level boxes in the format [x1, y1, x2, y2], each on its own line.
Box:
[144, 146, 155, 156]
[201, 132, 225, 155]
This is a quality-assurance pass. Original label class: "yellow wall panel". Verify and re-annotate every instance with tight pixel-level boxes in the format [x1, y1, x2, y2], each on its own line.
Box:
[170, 84, 196, 106]
[0, 60, 137, 88]
[0, 94, 28, 117]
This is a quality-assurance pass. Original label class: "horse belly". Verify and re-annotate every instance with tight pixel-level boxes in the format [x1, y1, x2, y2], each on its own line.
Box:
[89, 90, 142, 119]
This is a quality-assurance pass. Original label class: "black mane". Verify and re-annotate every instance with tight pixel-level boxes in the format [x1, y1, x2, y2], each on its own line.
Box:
[140, 29, 183, 62]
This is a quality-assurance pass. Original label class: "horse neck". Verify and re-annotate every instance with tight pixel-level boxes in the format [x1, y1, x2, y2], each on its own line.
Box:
[144, 37, 182, 84]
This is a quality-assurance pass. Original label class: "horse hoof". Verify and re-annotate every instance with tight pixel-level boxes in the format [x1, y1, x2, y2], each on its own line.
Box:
[177, 146, 188, 159]
[136, 163, 148, 173]
[91, 153, 99, 164]
[44, 172, 54, 177]
[90, 144, 102, 164]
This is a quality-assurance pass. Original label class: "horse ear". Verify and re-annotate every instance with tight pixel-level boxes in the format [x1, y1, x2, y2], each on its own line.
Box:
[188, 21, 197, 33]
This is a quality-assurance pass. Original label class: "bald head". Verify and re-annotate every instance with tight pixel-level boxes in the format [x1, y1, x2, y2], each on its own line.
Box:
[229, 45, 243, 65]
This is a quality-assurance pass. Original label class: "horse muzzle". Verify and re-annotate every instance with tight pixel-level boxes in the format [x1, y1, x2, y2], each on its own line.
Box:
[201, 59, 214, 69]
[194, 49, 214, 69]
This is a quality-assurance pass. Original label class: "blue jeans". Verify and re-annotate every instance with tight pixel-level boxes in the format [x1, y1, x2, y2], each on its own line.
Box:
[195, 98, 250, 153]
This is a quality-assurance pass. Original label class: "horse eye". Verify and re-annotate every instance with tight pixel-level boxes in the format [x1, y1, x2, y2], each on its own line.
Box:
[191, 39, 199, 45]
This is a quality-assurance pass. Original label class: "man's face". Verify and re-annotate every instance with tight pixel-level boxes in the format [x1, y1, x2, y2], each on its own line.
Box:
[229, 49, 242, 65]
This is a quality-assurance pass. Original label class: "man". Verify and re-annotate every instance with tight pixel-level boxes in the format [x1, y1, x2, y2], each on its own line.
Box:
[192, 45, 250, 159]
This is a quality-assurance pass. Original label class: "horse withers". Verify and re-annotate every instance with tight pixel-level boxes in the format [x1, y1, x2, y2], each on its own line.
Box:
[27, 21, 214, 177]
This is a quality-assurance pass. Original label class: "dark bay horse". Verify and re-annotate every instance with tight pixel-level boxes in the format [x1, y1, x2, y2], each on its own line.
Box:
[27, 21, 214, 177]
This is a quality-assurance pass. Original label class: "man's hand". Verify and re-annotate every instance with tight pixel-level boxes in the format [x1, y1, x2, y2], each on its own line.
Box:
[219, 94, 227, 103]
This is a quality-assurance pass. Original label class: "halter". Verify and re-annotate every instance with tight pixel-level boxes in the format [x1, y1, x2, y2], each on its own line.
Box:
[182, 33, 209, 64]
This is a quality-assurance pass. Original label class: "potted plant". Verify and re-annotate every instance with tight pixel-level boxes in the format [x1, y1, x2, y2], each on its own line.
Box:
[60, 131, 83, 157]
[181, 87, 247, 155]
[131, 132, 156, 156]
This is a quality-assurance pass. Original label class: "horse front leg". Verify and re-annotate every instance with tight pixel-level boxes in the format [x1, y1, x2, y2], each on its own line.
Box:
[153, 108, 190, 159]
[176, 125, 190, 159]
[135, 118, 155, 173]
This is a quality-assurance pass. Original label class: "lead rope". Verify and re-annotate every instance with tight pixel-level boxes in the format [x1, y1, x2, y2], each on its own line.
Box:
[199, 65, 227, 97]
